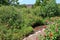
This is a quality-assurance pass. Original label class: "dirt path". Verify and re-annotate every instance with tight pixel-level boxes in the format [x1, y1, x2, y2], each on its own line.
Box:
[23, 18, 55, 40]
[23, 28, 46, 40]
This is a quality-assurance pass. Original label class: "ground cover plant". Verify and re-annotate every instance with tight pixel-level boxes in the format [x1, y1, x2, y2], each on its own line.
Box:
[37, 17, 60, 40]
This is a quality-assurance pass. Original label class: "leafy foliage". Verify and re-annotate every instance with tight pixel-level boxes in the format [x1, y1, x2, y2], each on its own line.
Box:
[0, 0, 60, 40]
[0, 0, 19, 5]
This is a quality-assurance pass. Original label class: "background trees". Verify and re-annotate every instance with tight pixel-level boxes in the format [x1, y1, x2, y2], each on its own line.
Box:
[34, 0, 57, 17]
[0, 0, 19, 5]
[0, 0, 9, 5]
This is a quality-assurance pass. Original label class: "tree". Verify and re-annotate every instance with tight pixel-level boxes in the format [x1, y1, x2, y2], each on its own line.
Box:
[10, 0, 19, 5]
[45, 0, 57, 17]
[35, 0, 45, 6]
[35, 0, 40, 6]
[35, 0, 57, 17]
[0, 0, 19, 5]
[0, 0, 9, 5]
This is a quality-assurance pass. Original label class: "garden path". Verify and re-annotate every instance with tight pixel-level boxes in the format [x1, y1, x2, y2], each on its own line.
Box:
[23, 27, 46, 40]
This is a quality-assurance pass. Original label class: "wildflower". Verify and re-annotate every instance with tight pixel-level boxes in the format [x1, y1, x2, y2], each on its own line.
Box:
[49, 32, 53, 39]
[50, 32, 53, 36]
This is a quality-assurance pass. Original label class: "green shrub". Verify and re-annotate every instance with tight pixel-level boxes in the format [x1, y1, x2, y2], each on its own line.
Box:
[0, 6, 36, 40]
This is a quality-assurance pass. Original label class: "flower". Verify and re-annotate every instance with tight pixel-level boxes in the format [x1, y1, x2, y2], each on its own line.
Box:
[49, 32, 53, 39]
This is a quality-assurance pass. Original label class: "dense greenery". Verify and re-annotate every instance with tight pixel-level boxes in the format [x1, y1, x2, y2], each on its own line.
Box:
[0, 6, 45, 40]
[0, 0, 60, 40]
[0, 0, 19, 5]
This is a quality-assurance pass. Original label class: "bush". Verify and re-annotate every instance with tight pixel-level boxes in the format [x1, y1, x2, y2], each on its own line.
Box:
[0, 6, 34, 40]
